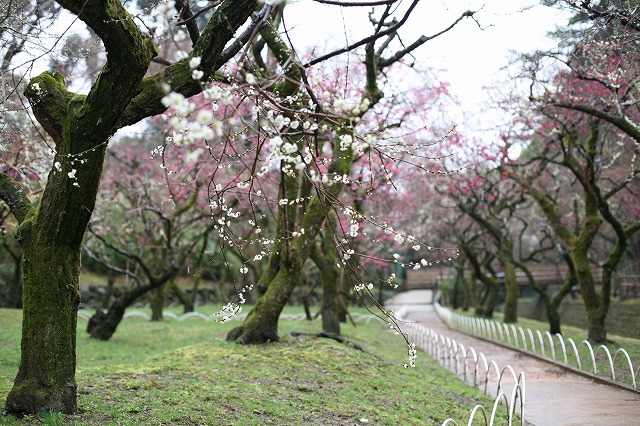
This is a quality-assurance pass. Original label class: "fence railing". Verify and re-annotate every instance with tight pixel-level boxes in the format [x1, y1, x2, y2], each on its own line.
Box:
[434, 302, 638, 390]
[77, 309, 385, 324]
[394, 310, 525, 426]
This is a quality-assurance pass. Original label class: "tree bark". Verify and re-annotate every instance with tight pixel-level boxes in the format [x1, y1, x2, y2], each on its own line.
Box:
[88, 269, 178, 340]
[172, 281, 195, 313]
[497, 242, 518, 323]
[311, 232, 341, 335]
[150, 279, 173, 321]
[5, 233, 80, 414]
[226, 266, 295, 343]
[4, 253, 23, 308]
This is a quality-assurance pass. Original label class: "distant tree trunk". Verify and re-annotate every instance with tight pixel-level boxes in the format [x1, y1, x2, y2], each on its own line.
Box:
[172, 280, 194, 313]
[462, 245, 499, 318]
[0, 239, 23, 308]
[457, 260, 471, 311]
[88, 274, 175, 340]
[498, 242, 518, 323]
[87, 299, 130, 341]
[338, 268, 350, 322]
[311, 231, 341, 335]
[101, 270, 116, 310]
[150, 279, 173, 321]
[515, 257, 576, 335]
[573, 245, 607, 342]
[476, 281, 499, 318]
[6, 253, 23, 308]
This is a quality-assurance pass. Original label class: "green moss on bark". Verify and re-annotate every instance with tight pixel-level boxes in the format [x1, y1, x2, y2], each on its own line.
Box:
[6, 224, 80, 414]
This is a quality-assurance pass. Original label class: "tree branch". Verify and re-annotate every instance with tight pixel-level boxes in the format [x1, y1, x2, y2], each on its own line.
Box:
[533, 97, 640, 143]
[116, 0, 260, 129]
[304, 0, 422, 67]
[0, 172, 34, 224]
[378, 10, 474, 68]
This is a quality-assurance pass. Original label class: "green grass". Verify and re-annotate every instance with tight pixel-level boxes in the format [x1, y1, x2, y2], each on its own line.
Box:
[0, 306, 507, 425]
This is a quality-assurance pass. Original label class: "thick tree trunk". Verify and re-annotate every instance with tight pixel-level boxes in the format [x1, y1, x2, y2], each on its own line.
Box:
[5, 231, 80, 414]
[573, 247, 607, 343]
[226, 266, 295, 343]
[3, 0, 253, 415]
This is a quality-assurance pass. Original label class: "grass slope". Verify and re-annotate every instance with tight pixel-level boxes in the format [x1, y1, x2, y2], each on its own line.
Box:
[1, 307, 501, 425]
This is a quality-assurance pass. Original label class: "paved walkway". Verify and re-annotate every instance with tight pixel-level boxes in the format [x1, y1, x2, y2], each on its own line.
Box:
[385, 290, 640, 426]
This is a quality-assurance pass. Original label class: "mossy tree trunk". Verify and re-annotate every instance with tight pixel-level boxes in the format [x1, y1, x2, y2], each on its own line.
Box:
[514, 255, 576, 335]
[1, 0, 156, 409]
[1, 0, 258, 414]
[227, 128, 356, 343]
[459, 197, 521, 323]
[508, 128, 640, 343]
[497, 241, 518, 323]
[311, 228, 341, 335]
[522, 182, 606, 341]
[87, 270, 176, 340]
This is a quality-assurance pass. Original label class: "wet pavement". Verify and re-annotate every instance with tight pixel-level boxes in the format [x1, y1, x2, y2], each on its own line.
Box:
[386, 290, 640, 426]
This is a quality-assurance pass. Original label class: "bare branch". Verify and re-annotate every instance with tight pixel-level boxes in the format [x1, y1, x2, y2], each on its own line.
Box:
[378, 10, 475, 68]
[304, 0, 422, 67]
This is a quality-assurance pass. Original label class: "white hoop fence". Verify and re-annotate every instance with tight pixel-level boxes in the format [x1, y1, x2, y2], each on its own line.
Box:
[434, 301, 639, 391]
[394, 310, 526, 426]
[76, 309, 389, 324]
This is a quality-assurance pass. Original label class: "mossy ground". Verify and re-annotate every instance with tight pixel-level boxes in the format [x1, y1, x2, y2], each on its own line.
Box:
[1, 306, 505, 425]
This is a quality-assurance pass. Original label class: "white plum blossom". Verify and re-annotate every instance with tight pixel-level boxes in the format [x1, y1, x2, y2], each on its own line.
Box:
[188, 56, 201, 69]
[196, 109, 213, 125]
[339, 134, 353, 151]
[191, 69, 204, 80]
[184, 148, 203, 164]
[245, 73, 256, 85]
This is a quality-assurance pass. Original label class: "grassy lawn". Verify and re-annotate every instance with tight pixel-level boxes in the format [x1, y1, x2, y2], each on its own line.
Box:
[0, 306, 505, 425]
